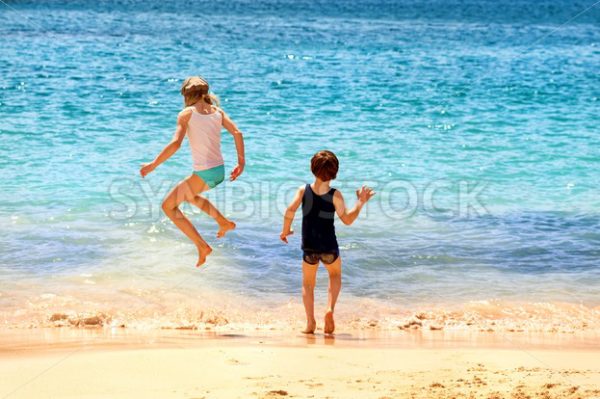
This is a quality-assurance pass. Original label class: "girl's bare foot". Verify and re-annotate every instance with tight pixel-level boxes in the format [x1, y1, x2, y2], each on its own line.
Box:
[324, 310, 335, 335]
[196, 244, 213, 267]
[217, 220, 236, 238]
[302, 319, 316, 334]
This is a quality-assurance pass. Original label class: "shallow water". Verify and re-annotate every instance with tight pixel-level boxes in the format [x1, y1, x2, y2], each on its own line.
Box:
[0, 0, 599, 328]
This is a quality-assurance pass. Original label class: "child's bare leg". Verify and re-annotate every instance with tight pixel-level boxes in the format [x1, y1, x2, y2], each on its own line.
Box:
[190, 195, 236, 238]
[162, 175, 212, 267]
[302, 262, 318, 334]
[324, 257, 342, 334]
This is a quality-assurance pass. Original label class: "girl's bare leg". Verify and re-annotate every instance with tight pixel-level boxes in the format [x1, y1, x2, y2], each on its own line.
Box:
[302, 262, 319, 334]
[323, 257, 342, 335]
[162, 175, 212, 267]
[189, 195, 236, 238]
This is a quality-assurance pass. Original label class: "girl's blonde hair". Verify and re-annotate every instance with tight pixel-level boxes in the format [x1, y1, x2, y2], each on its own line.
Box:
[180, 76, 220, 108]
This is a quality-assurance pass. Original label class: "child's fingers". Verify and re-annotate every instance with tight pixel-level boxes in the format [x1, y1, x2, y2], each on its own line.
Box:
[280, 231, 293, 243]
[230, 167, 242, 181]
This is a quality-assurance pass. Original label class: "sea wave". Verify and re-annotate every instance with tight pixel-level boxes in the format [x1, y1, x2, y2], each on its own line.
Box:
[2, 284, 598, 345]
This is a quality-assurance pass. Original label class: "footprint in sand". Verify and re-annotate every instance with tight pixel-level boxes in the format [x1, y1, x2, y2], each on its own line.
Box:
[265, 390, 288, 397]
[306, 382, 323, 388]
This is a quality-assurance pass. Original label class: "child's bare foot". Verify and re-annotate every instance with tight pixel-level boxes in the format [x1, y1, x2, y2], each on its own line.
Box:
[196, 244, 213, 267]
[217, 220, 236, 238]
[302, 319, 316, 334]
[324, 310, 335, 335]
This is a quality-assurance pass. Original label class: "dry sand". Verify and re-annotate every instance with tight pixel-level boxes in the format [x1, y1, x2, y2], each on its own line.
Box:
[1, 331, 599, 399]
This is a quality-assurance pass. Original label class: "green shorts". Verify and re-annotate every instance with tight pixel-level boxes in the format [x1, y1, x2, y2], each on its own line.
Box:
[193, 164, 225, 189]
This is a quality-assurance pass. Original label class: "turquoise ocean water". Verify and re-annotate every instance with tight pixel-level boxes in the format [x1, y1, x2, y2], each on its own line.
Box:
[0, 0, 599, 328]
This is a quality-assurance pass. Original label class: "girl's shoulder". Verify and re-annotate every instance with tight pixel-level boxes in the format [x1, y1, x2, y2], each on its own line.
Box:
[178, 107, 194, 121]
[213, 106, 226, 117]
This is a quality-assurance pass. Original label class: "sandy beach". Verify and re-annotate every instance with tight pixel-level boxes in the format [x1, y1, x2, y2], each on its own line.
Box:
[1, 330, 599, 399]
[2, 289, 599, 398]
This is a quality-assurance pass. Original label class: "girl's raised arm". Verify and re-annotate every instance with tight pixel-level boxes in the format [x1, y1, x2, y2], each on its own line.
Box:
[220, 109, 245, 181]
[140, 108, 192, 178]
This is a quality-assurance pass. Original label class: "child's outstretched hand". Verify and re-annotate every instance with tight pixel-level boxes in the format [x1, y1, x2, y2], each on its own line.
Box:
[280, 229, 294, 243]
[140, 162, 156, 178]
[356, 185, 376, 203]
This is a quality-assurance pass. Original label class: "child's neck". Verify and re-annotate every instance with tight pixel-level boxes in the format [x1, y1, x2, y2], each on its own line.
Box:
[311, 178, 331, 195]
[193, 101, 212, 114]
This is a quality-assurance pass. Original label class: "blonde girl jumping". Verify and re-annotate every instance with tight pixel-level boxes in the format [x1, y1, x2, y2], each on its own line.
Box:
[140, 76, 245, 267]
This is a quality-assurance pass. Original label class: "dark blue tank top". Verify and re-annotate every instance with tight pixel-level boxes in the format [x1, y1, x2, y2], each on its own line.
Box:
[301, 184, 339, 253]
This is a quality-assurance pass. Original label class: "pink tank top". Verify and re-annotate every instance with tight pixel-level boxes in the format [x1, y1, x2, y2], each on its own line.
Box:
[187, 108, 224, 171]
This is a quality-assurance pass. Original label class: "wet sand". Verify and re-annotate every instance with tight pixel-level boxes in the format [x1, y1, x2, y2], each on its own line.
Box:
[1, 329, 599, 399]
